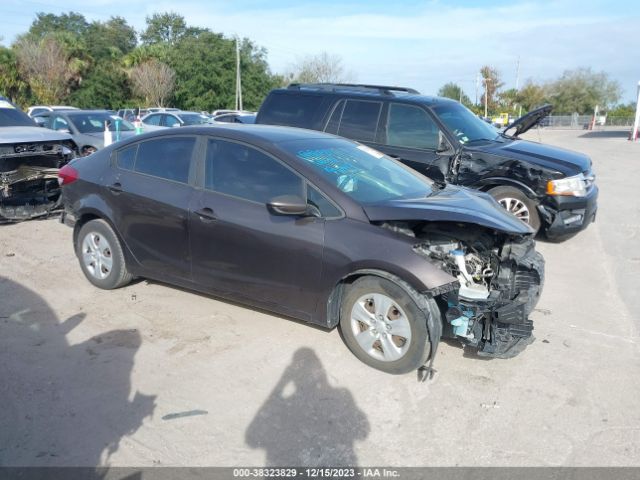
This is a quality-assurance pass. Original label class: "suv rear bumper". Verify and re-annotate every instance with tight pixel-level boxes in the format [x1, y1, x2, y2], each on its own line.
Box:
[539, 185, 598, 239]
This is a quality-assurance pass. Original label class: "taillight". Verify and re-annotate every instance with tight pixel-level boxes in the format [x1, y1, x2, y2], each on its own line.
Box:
[58, 165, 79, 186]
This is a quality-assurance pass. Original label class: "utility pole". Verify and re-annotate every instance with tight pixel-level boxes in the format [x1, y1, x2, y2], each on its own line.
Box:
[475, 72, 480, 106]
[515, 56, 520, 90]
[483, 78, 492, 118]
[235, 37, 243, 111]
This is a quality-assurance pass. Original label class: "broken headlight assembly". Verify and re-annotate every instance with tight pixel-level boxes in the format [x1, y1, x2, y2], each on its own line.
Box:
[546, 173, 588, 197]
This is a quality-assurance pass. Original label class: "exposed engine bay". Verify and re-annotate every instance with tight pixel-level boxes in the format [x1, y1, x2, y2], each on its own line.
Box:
[382, 221, 544, 358]
[0, 141, 76, 222]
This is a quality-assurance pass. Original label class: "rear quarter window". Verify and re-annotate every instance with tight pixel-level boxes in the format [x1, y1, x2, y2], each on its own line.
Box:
[117, 144, 138, 170]
[258, 93, 323, 129]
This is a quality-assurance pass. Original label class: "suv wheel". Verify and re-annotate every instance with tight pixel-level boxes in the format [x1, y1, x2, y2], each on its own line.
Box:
[339, 276, 434, 374]
[488, 186, 541, 232]
[76, 219, 133, 289]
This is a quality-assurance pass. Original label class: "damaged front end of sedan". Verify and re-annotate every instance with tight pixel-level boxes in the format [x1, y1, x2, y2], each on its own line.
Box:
[367, 185, 545, 360]
[0, 137, 76, 223]
[382, 220, 544, 358]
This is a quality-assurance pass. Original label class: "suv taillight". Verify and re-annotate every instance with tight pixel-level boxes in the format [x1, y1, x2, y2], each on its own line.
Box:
[58, 165, 79, 186]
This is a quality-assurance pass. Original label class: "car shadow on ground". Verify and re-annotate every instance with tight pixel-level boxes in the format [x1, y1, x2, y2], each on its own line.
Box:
[245, 347, 370, 466]
[0, 276, 155, 468]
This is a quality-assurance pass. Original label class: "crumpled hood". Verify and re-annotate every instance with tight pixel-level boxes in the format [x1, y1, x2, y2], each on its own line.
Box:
[504, 104, 552, 137]
[364, 184, 534, 235]
[476, 138, 591, 176]
[0, 126, 73, 143]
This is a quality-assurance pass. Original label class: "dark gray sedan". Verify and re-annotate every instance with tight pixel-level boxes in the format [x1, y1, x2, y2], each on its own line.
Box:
[34, 110, 137, 156]
[59, 125, 543, 374]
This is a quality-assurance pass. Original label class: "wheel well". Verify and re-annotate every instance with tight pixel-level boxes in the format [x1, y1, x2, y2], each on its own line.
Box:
[478, 181, 538, 199]
[73, 213, 101, 246]
[326, 269, 442, 328]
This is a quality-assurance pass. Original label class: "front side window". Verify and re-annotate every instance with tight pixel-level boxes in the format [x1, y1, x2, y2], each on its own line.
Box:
[431, 102, 499, 144]
[281, 138, 433, 204]
[51, 115, 69, 131]
[163, 115, 180, 127]
[143, 114, 161, 126]
[336, 100, 381, 142]
[307, 185, 341, 218]
[386, 103, 442, 150]
[134, 137, 195, 183]
[205, 139, 303, 204]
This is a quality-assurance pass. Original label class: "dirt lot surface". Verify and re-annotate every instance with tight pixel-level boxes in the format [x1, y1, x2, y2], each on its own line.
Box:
[1, 129, 639, 467]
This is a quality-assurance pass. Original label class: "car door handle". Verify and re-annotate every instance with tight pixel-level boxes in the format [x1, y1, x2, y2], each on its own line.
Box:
[194, 207, 217, 222]
[108, 182, 123, 194]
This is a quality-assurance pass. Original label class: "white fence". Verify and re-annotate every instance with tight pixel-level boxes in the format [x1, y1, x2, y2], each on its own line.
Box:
[543, 115, 635, 129]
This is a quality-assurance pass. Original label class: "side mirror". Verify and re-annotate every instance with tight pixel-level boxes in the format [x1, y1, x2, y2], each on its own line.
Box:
[171, 123, 181, 128]
[267, 195, 308, 216]
[57, 128, 71, 134]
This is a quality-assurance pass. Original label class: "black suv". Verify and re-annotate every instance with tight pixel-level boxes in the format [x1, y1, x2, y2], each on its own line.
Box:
[256, 83, 598, 239]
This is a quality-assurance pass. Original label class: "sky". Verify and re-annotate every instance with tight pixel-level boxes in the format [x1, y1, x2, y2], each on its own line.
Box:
[2, 0, 639, 102]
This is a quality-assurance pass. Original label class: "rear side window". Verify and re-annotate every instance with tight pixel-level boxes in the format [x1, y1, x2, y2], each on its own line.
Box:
[135, 137, 195, 183]
[117, 144, 138, 170]
[163, 115, 180, 127]
[336, 100, 381, 142]
[258, 93, 323, 129]
[386, 103, 441, 150]
[205, 139, 303, 204]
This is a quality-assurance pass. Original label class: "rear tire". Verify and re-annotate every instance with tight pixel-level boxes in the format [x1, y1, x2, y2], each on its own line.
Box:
[488, 185, 541, 232]
[339, 276, 435, 375]
[76, 219, 132, 289]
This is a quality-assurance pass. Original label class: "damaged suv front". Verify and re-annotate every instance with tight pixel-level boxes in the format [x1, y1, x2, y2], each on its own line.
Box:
[0, 97, 76, 222]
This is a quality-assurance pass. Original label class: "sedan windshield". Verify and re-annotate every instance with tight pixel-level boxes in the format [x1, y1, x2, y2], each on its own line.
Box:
[281, 138, 433, 204]
[70, 113, 135, 133]
[179, 113, 210, 126]
[432, 102, 499, 144]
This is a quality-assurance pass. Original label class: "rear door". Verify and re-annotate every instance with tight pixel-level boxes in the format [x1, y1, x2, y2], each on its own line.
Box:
[189, 137, 326, 319]
[105, 136, 198, 281]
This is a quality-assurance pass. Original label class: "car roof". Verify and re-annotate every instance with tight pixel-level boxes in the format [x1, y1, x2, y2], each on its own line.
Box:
[112, 123, 338, 146]
[274, 84, 458, 107]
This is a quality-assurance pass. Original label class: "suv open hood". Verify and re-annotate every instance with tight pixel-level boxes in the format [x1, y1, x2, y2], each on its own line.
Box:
[364, 185, 534, 235]
[503, 104, 553, 137]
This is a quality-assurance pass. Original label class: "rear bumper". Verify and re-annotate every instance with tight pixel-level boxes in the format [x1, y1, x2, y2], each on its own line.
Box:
[539, 185, 598, 239]
[59, 209, 77, 228]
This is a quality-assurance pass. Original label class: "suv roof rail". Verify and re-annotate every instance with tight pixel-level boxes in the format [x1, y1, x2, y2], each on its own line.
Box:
[287, 83, 420, 95]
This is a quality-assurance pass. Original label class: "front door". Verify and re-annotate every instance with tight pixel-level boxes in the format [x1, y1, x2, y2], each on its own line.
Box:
[189, 137, 325, 319]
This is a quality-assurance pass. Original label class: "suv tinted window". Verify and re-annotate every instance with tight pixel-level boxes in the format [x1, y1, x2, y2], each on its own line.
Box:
[135, 137, 195, 183]
[205, 139, 303, 204]
[337, 100, 381, 142]
[259, 93, 323, 129]
[117, 144, 138, 170]
[386, 103, 440, 150]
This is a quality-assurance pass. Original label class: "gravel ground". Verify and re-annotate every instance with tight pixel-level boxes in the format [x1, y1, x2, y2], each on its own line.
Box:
[0, 128, 639, 467]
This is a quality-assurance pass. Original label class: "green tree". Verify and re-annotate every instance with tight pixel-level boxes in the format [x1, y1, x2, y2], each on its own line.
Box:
[517, 81, 547, 112]
[479, 65, 504, 114]
[68, 63, 131, 109]
[437, 82, 471, 106]
[0, 46, 33, 106]
[545, 68, 621, 114]
[141, 12, 188, 45]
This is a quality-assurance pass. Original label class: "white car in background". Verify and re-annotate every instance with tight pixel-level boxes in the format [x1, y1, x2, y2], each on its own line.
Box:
[140, 111, 211, 131]
[26, 105, 78, 118]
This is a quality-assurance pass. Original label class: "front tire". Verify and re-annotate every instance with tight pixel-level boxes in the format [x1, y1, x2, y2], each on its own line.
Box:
[339, 276, 435, 375]
[76, 219, 132, 289]
[488, 185, 541, 232]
